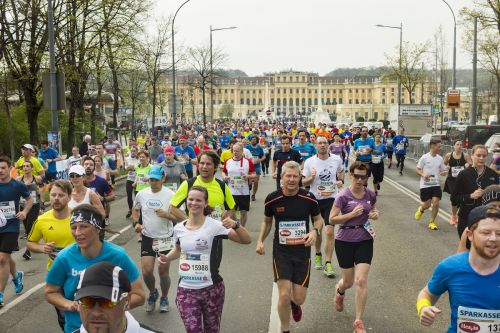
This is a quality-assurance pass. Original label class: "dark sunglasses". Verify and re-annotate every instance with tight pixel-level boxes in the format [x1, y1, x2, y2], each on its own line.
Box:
[69, 174, 82, 178]
[78, 296, 121, 309]
[352, 174, 368, 180]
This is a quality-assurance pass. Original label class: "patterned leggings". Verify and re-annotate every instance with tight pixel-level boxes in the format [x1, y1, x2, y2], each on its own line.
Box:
[176, 282, 225, 333]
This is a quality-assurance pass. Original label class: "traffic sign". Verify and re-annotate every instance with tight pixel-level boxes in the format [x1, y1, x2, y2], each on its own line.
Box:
[433, 104, 440, 114]
[447, 89, 460, 108]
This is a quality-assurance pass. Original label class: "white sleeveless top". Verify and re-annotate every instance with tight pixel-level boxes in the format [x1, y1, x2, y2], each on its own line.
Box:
[68, 188, 92, 209]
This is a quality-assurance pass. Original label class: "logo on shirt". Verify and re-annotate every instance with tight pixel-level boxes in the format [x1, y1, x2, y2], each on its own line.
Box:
[276, 207, 285, 213]
[195, 238, 208, 250]
[319, 169, 332, 182]
[146, 199, 163, 209]
[48, 226, 54, 230]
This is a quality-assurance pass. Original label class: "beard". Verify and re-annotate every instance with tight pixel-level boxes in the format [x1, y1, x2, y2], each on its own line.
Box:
[473, 238, 500, 259]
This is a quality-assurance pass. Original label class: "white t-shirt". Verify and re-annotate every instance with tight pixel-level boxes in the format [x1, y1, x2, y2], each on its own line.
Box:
[417, 152, 446, 189]
[223, 158, 256, 196]
[125, 157, 139, 181]
[243, 148, 253, 160]
[173, 217, 230, 289]
[303, 154, 344, 200]
[133, 187, 175, 238]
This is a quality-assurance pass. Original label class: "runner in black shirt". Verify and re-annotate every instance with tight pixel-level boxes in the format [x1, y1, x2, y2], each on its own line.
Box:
[256, 161, 322, 333]
[272, 136, 303, 190]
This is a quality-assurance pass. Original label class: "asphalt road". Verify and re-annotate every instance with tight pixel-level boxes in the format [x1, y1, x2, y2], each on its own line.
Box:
[0, 155, 462, 333]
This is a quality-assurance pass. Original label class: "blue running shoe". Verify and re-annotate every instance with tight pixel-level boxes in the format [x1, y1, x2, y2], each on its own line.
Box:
[145, 288, 159, 312]
[0, 291, 4, 308]
[159, 297, 170, 313]
[12, 271, 24, 294]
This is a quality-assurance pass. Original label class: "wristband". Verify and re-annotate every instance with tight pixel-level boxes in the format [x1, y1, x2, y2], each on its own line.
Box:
[416, 298, 432, 317]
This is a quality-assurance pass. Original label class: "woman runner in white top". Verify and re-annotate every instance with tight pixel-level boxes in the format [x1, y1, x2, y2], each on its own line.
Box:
[67, 165, 105, 217]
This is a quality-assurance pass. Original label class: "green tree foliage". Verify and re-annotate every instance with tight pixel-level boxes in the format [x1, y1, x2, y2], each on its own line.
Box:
[219, 104, 234, 119]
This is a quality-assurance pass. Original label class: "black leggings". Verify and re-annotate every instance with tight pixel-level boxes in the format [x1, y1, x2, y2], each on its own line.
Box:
[126, 180, 134, 210]
[23, 203, 40, 236]
[262, 153, 271, 174]
[396, 155, 405, 171]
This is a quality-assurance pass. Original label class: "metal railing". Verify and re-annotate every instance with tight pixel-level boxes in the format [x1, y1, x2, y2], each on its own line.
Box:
[405, 139, 471, 161]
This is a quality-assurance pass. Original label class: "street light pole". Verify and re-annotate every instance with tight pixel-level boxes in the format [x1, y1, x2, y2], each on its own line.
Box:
[376, 23, 403, 115]
[48, 0, 58, 131]
[209, 25, 236, 124]
[171, 0, 191, 130]
[441, 0, 457, 120]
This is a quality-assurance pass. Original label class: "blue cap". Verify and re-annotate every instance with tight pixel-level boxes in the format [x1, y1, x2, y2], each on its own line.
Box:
[147, 165, 164, 180]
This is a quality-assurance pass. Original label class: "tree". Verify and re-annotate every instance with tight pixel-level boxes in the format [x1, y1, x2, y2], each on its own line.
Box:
[0, 0, 55, 144]
[384, 41, 429, 104]
[0, 62, 16, 159]
[219, 104, 234, 119]
[186, 44, 226, 126]
[141, 18, 172, 133]
[120, 67, 147, 137]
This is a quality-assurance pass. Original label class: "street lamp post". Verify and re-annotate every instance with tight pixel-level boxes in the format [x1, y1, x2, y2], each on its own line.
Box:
[171, 0, 191, 130]
[440, 0, 457, 121]
[376, 23, 403, 114]
[210, 25, 236, 123]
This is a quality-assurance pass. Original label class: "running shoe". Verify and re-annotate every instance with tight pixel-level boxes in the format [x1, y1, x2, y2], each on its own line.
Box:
[449, 215, 457, 226]
[126, 211, 132, 218]
[0, 292, 3, 308]
[376, 183, 380, 190]
[334, 287, 344, 312]
[314, 254, 323, 270]
[159, 297, 170, 313]
[145, 288, 159, 312]
[428, 221, 438, 230]
[399, 171, 403, 176]
[251, 194, 256, 202]
[290, 301, 302, 322]
[414, 208, 423, 221]
[354, 319, 367, 333]
[323, 262, 335, 278]
[12, 271, 24, 294]
[22, 250, 31, 260]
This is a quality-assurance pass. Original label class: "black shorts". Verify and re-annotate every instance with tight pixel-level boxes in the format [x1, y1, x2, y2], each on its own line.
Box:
[419, 186, 442, 202]
[318, 198, 335, 226]
[273, 250, 311, 287]
[0, 232, 19, 254]
[387, 151, 393, 159]
[141, 234, 172, 257]
[233, 195, 250, 211]
[43, 173, 58, 184]
[335, 239, 373, 269]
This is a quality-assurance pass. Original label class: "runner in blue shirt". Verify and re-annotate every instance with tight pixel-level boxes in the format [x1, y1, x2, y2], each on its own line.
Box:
[175, 134, 197, 178]
[353, 127, 376, 178]
[416, 205, 500, 333]
[292, 129, 317, 161]
[40, 140, 62, 182]
[392, 127, 409, 175]
[246, 135, 265, 201]
[219, 131, 230, 150]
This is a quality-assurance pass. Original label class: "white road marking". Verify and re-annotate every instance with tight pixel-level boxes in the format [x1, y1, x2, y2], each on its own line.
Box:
[268, 283, 280, 333]
[0, 225, 132, 316]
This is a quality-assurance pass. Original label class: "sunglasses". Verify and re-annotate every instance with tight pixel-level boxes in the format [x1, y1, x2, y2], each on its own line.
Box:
[352, 174, 368, 180]
[69, 174, 82, 178]
[78, 296, 121, 309]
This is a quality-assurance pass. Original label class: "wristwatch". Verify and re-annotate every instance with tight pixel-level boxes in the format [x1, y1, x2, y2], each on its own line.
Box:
[313, 227, 320, 236]
[233, 221, 240, 230]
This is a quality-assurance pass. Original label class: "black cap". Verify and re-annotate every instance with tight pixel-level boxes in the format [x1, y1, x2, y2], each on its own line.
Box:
[482, 185, 500, 205]
[75, 262, 131, 302]
[467, 205, 500, 229]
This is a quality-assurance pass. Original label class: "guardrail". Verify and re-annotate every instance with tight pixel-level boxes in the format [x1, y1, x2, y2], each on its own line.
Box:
[405, 139, 471, 162]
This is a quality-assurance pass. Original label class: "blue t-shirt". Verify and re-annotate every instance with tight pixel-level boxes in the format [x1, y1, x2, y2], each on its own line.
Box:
[292, 142, 317, 161]
[245, 144, 264, 168]
[46, 241, 140, 333]
[40, 147, 60, 174]
[392, 135, 408, 155]
[219, 136, 230, 149]
[175, 145, 196, 173]
[353, 137, 376, 163]
[0, 179, 30, 233]
[428, 252, 500, 333]
[373, 143, 387, 158]
[87, 175, 112, 197]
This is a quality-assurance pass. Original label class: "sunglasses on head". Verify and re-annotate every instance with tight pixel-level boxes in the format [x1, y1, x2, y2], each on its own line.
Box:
[352, 174, 368, 180]
[78, 295, 126, 309]
[69, 174, 82, 178]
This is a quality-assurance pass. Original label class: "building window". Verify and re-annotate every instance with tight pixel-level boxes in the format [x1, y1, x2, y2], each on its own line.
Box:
[246, 98, 250, 105]
[339, 98, 343, 104]
[308, 98, 312, 105]
[302, 76, 305, 82]
[374, 112, 378, 119]
[271, 89, 274, 94]
[355, 89, 358, 93]
[231, 89, 234, 93]
[289, 98, 293, 106]
[240, 98, 244, 104]
[224, 100, 227, 104]
[382, 88, 386, 92]
[199, 99, 202, 104]
[271, 98, 274, 105]
[365, 112, 369, 120]
[391, 87, 395, 92]
[283, 77, 287, 82]
[296, 88, 299, 93]
[302, 98, 305, 106]
[361, 99, 365, 104]
[277, 88, 280, 93]
[391, 98, 395, 103]
[224, 89, 228, 93]
[296, 76, 299, 82]
[252, 98, 256, 105]
[333, 98, 337, 105]
[349, 99, 352, 104]
[277, 77, 280, 83]
[283, 99, 287, 106]
[314, 98, 318, 105]
[349, 89, 352, 93]
[258, 98, 262, 105]
[276, 98, 281, 106]
[339, 89, 343, 94]
[368, 99, 371, 103]
[289, 88, 293, 93]
[295, 98, 300, 106]
[361, 89, 364, 93]
[326, 98, 330, 105]
[326, 89, 330, 94]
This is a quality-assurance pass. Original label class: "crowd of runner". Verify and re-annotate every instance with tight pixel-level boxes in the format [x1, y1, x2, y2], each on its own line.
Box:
[0, 119, 498, 333]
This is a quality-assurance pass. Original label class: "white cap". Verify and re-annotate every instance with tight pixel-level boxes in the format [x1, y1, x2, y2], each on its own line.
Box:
[21, 144, 34, 151]
[69, 165, 85, 176]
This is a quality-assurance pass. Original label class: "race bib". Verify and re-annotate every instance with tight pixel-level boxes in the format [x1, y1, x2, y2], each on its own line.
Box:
[451, 166, 465, 178]
[127, 171, 137, 181]
[317, 182, 336, 197]
[152, 237, 174, 252]
[386, 139, 393, 145]
[358, 146, 369, 154]
[177, 154, 188, 165]
[396, 143, 404, 151]
[253, 157, 260, 165]
[0, 210, 6, 227]
[371, 155, 382, 164]
[363, 221, 376, 238]
[278, 221, 307, 245]
[210, 206, 223, 221]
[424, 175, 438, 186]
[230, 176, 246, 189]
[0, 201, 16, 220]
[137, 176, 147, 187]
[165, 183, 178, 192]
[179, 252, 210, 283]
[457, 306, 500, 333]
[299, 151, 309, 157]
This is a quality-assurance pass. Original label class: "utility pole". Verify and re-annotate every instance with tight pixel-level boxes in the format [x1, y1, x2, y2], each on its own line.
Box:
[48, 0, 58, 131]
[471, 16, 478, 125]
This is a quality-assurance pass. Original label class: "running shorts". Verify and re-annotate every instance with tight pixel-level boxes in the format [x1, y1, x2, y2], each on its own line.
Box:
[419, 186, 442, 202]
[141, 234, 171, 257]
[233, 195, 250, 211]
[335, 239, 373, 269]
[273, 251, 311, 287]
[318, 198, 335, 226]
[0, 232, 19, 254]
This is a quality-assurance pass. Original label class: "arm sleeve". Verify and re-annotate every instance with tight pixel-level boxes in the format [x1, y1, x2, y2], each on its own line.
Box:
[27, 219, 42, 242]
[170, 181, 189, 207]
[213, 220, 231, 237]
[119, 251, 141, 282]
[264, 193, 273, 217]
[333, 193, 346, 209]
[222, 160, 228, 174]
[302, 159, 311, 177]
[45, 256, 66, 286]
[133, 192, 142, 210]
[416, 156, 424, 169]
[247, 159, 256, 173]
[189, 147, 197, 159]
[273, 151, 278, 161]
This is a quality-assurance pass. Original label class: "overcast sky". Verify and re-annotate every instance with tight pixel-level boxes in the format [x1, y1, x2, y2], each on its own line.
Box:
[155, 0, 473, 76]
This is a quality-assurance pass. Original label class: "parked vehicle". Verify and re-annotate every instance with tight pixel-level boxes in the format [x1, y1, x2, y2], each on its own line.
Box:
[485, 133, 500, 153]
[443, 124, 500, 148]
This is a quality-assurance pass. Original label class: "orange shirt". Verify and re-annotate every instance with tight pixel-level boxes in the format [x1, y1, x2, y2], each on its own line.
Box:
[315, 129, 331, 138]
